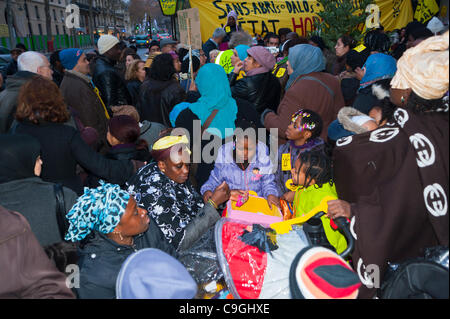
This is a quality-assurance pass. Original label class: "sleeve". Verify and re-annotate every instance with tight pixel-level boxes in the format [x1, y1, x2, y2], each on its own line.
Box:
[264, 87, 301, 141]
[230, 77, 250, 101]
[199, 162, 223, 195]
[261, 171, 279, 198]
[64, 86, 104, 132]
[12, 214, 75, 299]
[69, 130, 135, 185]
[177, 202, 220, 252]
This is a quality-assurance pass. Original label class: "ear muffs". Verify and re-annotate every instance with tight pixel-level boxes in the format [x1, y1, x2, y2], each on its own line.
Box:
[289, 246, 361, 299]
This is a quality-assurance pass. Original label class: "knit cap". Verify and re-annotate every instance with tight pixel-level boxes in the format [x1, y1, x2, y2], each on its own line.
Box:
[97, 35, 120, 55]
[59, 48, 83, 70]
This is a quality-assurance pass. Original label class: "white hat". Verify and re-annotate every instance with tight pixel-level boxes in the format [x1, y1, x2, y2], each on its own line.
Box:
[97, 35, 119, 55]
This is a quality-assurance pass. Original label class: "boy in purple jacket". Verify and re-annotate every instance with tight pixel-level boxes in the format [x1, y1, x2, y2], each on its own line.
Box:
[201, 123, 280, 210]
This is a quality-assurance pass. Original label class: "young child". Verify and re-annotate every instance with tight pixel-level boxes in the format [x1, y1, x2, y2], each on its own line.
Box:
[290, 149, 347, 255]
[276, 109, 325, 202]
[201, 120, 280, 209]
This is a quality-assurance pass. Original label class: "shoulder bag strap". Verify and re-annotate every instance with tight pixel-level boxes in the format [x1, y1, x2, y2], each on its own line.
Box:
[53, 183, 68, 240]
[293, 75, 335, 98]
[201, 109, 219, 135]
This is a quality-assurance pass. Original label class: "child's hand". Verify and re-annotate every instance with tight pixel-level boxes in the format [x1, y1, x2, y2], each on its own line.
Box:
[267, 195, 281, 210]
[211, 181, 231, 206]
[230, 190, 247, 202]
[327, 199, 352, 220]
[203, 191, 213, 203]
[281, 191, 295, 203]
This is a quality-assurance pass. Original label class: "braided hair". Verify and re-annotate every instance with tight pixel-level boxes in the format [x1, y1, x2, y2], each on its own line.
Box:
[294, 149, 333, 189]
[290, 108, 323, 141]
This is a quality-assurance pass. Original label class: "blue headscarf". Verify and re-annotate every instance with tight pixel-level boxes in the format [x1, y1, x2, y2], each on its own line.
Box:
[235, 44, 250, 61]
[65, 181, 130, 242]
[172, 63, 237, 138]
[359, 53, 397, 89]
[285, 44, 326, 90]
[116, 248, 197, 299]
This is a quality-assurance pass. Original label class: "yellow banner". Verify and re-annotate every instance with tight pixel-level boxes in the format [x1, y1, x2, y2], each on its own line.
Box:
[414, 0, 440, 23]
[189, 0, 414, 43]
[159, 0, 178, 16]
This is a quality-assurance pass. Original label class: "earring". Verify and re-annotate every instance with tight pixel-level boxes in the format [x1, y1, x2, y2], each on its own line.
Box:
[401, 96, 405, 104]
[112, 231, 124, 241]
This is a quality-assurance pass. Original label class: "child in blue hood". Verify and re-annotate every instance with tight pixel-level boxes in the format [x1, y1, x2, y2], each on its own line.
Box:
[201, 120, 280, 210]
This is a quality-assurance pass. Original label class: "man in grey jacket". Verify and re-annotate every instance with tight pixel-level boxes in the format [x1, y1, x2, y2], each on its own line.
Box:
[0, 51, 53, 133]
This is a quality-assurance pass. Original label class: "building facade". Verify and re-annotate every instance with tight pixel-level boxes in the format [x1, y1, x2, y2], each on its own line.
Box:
[0, 0, 131, 38]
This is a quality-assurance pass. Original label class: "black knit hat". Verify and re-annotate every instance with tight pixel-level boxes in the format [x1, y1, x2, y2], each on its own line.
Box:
[290, 246, 361, 299]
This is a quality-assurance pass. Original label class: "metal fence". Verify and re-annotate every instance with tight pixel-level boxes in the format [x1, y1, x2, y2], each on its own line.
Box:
[0, 34, 94, 52]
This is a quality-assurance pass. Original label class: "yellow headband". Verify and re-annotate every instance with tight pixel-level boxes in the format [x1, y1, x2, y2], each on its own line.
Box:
[152, 135, 191, 154]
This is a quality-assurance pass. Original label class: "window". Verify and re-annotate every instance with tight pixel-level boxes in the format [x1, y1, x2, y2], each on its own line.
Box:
[63, 25, 66, 34]
[35, 6, 40, 19]
[38, 24, 43, 35]
[56, 25, 59, 35]
[53, 9, 57, 21]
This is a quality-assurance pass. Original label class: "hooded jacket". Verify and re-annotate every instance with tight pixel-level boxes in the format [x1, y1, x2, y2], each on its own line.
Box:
[200, 141, 278, 199]
[0, 206, 75, 299]
[139, 77, 186, 126]
[92, 56, 132, 116]
[0, 71, 36, 133]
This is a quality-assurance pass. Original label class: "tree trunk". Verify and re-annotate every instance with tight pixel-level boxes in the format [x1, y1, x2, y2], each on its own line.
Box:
[6, 0, 16, 48]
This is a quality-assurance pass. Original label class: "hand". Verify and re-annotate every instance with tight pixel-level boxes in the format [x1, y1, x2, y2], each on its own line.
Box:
[327, 199, 352, 220]
[354, 67, 365, 81]
[267, 194, 281, 210]
[189, 79, 197, 92]
[203, 190, 213, 203]
[210, 181, 231, 206]
[281, 191, 295, 203]
[233, 61, 244, 74]
[230, 189, 247, 202]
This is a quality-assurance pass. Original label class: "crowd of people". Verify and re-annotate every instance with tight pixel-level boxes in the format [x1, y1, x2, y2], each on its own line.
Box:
[0, 11, 448, 299]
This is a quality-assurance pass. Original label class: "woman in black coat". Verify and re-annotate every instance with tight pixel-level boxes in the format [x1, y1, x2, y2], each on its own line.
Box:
[13, 76, 135, 195]
[125, 60, 146, 108]
[138, 53, 186, 126]
[0, 134, 78, 247]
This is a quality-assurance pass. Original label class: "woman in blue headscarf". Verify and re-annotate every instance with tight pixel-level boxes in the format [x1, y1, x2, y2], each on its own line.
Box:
[352, 53, 397, 114]
[67, 181, 177, 299]
[263, 44, 345, 144]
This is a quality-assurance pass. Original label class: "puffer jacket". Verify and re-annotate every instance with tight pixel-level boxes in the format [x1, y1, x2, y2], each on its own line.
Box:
[0, 205, 75, 299]
[200, 141, 278, 199]
[230, 71, 281, 114]
[76, 219, 177, 299]
[92, 56, 131, 116]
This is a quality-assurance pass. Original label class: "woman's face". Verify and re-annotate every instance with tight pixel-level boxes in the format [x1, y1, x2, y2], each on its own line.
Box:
[244, 55, 261, 72]
[126, 55, 136, 67]
[159, 149, 190, 184]
[199, 50, 207, 66]
[335, 38, 350, 57]
[118, 197, 150, 237]
[210, 52, 219, 63]
[173, 58, 181, 72]
[235, 137, 256, 163]
[34, 156, 43, 177]
[230, 49, 240, 67]
[137, 62, 146, 82]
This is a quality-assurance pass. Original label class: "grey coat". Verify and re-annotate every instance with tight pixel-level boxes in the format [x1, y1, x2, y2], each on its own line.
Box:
[0, 177, 78, 246]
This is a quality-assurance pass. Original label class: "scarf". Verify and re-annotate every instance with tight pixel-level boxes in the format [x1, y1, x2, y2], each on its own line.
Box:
[126, 162, 204, 250]
[65, 181, 130, 242]
[286, 44, 326, 90]
[359, 53, 397, 90]
[188, 63, 237, 138]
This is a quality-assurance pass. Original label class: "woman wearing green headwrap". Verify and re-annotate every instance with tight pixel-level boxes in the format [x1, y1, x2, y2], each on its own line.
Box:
[66, 181, 176, 299]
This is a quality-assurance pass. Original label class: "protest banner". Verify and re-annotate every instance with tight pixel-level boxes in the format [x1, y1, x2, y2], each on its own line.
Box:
[189, 0, 414, 43]
[178, 7, 202, 50]
[159, 0, 178, 16]
[414, 0, 440, 23]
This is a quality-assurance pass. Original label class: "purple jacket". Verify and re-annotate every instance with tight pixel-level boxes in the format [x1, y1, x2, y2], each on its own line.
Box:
[200, 141, 278, 198]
